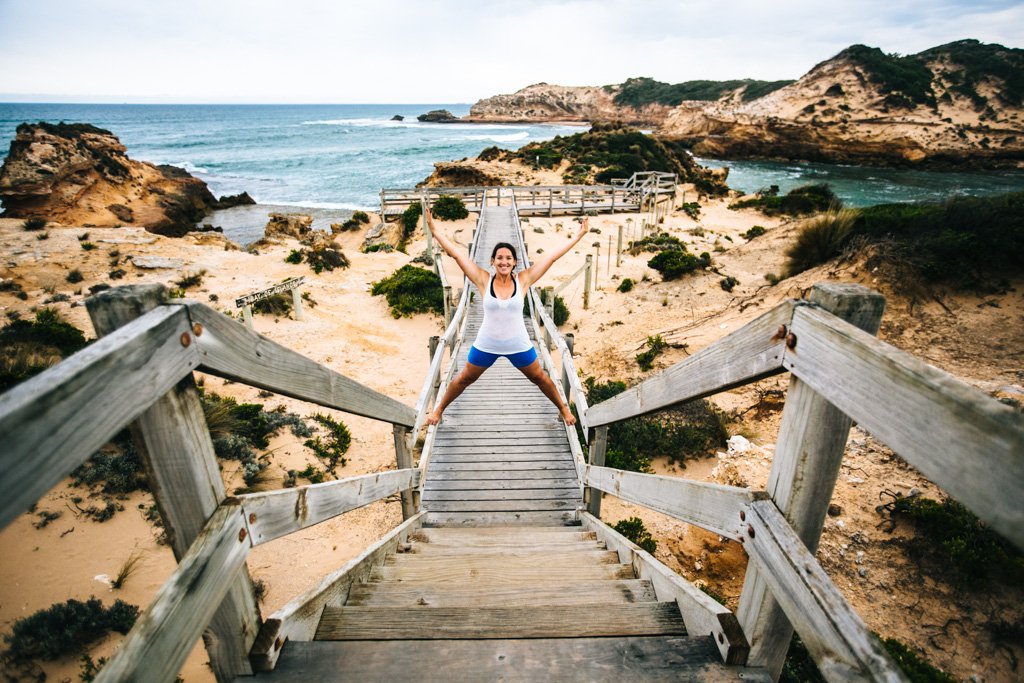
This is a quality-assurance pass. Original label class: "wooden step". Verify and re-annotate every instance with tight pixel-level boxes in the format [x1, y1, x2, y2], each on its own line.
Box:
[425, 468, 576, 481]
[425, 510, 579, 527]
[399, 540, 602, 555]
[424, 477, 580, 490]
[386, 549, 619, 568]
[263, 637, 770, 682]
[421, 488, 580, 501]
[411, 526, 590, 541]
[315, 603, 686, 640]
[370, 560, 631, 583]
[421, 499, 578, 512]
[345, 579, 657, 607]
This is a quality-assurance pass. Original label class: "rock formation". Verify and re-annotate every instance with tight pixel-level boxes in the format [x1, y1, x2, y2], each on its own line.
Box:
[0, 122, 230, 236]
[467, 41, 1024, 169]
[263, 213, 313, 240]
[418, 162, 507, 188]
[417, 110, 458, 123]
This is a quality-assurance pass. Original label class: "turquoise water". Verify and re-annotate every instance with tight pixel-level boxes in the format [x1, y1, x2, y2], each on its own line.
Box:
[1, 103, 1021, 238]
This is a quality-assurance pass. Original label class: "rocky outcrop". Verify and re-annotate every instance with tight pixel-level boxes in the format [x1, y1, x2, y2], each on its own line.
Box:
[466, 82, 666, 126]
[214, 191, 256, 208]
[264, 213, 313, 240]
[418, 162, 507, 188]
[417, 110, 458, 123]
[0, 122, 224, 235]
[662, 41, 1024, 169]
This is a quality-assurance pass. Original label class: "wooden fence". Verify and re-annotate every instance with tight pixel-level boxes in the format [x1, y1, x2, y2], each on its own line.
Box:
[235, 276, 306, 328]
[0, 285, 420, 683]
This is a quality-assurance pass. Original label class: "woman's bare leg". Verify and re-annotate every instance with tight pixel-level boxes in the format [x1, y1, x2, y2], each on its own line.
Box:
[518, 359, 577, 425]
[426, 362, 488, 425]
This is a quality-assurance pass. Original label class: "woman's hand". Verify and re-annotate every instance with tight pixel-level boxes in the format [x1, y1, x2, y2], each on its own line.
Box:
[575, 217, 590, 242]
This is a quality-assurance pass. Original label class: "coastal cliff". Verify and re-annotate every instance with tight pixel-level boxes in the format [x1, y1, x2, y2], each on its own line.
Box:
[468, 40, 1024, 169]
[0, 123, 246, 236]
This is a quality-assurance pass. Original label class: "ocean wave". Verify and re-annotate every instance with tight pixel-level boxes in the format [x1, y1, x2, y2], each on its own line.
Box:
[454, 132, 529, 143]
[147, 159, 209, 174]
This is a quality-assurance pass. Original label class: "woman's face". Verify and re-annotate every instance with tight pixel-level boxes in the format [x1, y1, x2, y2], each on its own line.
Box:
[492, 248, 516, 275]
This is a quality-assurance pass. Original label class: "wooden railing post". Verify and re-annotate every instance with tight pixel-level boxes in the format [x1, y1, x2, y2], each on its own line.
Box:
[561, 333, 575, 400]
[393, 424, 417, 518]
[583, 255, 592, 310]
[616, 225, 623, 267]
[736, 283, 885, 680]
[291, 287, 304, 322]
[585, 425, 608, 517]
[86, 285, 260, 682]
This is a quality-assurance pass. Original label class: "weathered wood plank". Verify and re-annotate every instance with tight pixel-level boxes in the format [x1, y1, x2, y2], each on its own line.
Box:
[371, 562, 633, 583]
[96, 505, 251, 683]
[587, 302, 793, 427]
[425, 478, 580, 490]
[185, 302, 415, 427]
[425, 510, 579, 527]
[88, 286, 260, 681]
[745, 501, 906, 682]
[237, 470, 419, 545]
[421, 499, 579, 512]
[580, 513, 749, 666]
[425, 469, 577, 481]
[427, 461, 576, 471]
[316, 603, 686, 640]
[430, 450, 573, 460]
[410, 526, 590, 541]
[0, 305, 196, 531]
[785, 304, 1024, 550]
[421, 488, 581, 501]
[249, 513, 425, 671]
[268, 637, 770, 682]
[388, 549, 618, 567]
[346, 580, 657, 607]
[400, 541, 600, 555]
[585, 466, 761, 541]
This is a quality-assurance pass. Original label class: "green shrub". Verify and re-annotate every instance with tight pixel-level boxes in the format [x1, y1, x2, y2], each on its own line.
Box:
[108, 268, 126, 280]
[648, 250, 710, 280]
[617, 278, 634, 293]
[613, 76, 792, 108]
[781, 633, 826, 683]
[304, 245, 349, 274]
[635, 334, 668, 370]
[680, 202, 701, 220]
[364, 243, 395, 253]
[783, 209, 858, 277]
[432, 195, 469, 221]
[285, 249, 303, 264]
[252, 292, 293, 316]
[399, 203, 422, 246]
[0, 308, 89, 393]
[538, 288, 570, 325]
[730, 184, 840, 216]
[881, 637, 956, 682]
[372, 265, 443, 318]
[67, 269, 84, 284]
[175, 270, 206, 289]
[838, 44, 936, 107]
[1, 598, 138, 663]
[611, 517, 657, 554]
[885, 494, 1023, 587]
[22, 217, 47, 231]
[305, 413, 352, 472]
[720, 276, 739, 292]
[630, 232, 685, 253]
[81, 242, 97, 251]
[742, 225, 767, 240]
[584, 377, 727, 471]
[351, 210, 370, 224]
[72, 431, 147, 495]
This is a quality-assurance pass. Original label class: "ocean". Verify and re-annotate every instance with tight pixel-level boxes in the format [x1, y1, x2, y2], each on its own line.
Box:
[1, 103, 1022, 244]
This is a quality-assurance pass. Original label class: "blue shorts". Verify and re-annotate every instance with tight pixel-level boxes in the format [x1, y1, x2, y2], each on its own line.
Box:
[467, 345, 538, 369]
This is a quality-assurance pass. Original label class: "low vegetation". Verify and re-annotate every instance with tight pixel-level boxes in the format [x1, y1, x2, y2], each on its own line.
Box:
[610, 517, 657, 554]
[0, 308, 89, 393]
[399, 203, 422, 249]
[648, 249, 712, 281]
[304, 413, 352, 472]
[729, 184, 841, 216]
[431, 195, 469, 221]
[635, 334, 668, 371]
[1, 597, 138, 667]
[742, 225, 766, 240]
[22, 217, 47, 231]
[337, 210, 372, 231]
[612, 76, 793, 107]
[584, 377, 728, 472]
[175, 270, 206, 290]
[287, 243, 350, 274]
[782, 209, 857, 278]
[781, 631, 957, 682]
[252, 291, 293, 317]
[371, 264, 444, 318]
[616, 278, 634, 293]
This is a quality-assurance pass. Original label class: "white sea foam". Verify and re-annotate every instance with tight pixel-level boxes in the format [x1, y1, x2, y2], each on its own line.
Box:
[454, 132, 529, 143]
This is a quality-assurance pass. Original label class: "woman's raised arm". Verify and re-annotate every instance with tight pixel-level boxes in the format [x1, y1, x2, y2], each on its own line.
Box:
[427, 207, 488, 289]
[520, 217, 590, 288]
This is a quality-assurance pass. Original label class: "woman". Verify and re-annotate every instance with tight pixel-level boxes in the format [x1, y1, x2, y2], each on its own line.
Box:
[426, 208, 590, 426]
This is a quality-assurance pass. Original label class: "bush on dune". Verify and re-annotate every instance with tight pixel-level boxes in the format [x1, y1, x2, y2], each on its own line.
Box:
[371, 264, 444, 318]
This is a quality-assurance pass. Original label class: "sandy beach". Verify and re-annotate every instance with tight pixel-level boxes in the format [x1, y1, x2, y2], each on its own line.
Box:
[1, 187, 1022, 681]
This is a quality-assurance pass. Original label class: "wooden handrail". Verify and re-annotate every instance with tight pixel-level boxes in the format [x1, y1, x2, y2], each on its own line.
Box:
[785, 304, 1024, 550]
[583, 465, 764, 541]
[586, 301, 794, 427]
[744, 501, 907, 682]
[184, 301, 416, 428]
[0, 305, 197, 530]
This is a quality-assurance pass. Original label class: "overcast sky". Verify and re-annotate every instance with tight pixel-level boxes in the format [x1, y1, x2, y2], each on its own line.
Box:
[1, 0, 1020, 104]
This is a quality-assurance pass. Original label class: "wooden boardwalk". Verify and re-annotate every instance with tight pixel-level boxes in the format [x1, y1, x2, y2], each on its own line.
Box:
[421, 206, 583, 527]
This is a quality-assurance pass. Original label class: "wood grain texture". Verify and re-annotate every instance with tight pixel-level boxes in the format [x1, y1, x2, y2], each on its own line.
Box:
[266, 637, 770, 682]
[785, 304, 1024, 550]
[346, 580, 657, 607]
[0, 305, 196, 531]
[315, 603, 686, 640]
[580, 512, 749, 666]
[186, 302, 415, 427]
[587, 302, 793, 426]
[249, 513, 425, 671]
[237, 469, 419, 545]
[96, 505, 251, 683]
[745, 501, 906, 682]
[585, 466, 760, 541]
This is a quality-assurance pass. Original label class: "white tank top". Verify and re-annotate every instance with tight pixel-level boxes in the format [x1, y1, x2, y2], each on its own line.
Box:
[473, 275, 533, 354]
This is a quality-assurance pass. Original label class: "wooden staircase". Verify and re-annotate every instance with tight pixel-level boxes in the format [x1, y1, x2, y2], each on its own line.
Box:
[257, 523, 769, 681]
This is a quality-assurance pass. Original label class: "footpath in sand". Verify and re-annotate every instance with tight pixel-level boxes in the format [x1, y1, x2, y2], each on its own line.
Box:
[1, 191, 1022, 681]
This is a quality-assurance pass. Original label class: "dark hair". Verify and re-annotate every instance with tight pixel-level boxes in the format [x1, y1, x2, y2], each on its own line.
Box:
[491, 242, 517, 263]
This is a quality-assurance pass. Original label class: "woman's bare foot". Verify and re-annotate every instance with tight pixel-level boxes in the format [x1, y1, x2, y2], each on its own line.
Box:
[426, 411, 442, 426]
[560, 406, 577, 425]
